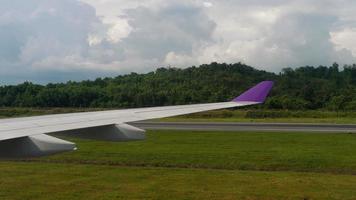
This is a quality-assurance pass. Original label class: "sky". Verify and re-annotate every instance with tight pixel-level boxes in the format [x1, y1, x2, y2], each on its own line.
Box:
[1, 0, 356, 84]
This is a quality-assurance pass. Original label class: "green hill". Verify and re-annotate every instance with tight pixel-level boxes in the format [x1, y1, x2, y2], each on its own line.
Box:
[2, 62, 356, 110]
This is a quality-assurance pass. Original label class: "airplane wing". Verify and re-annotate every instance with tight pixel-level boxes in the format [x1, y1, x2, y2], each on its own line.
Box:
[0, 81, 274, 158]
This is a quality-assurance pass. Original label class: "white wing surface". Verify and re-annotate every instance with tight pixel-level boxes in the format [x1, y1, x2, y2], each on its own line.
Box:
[0, 81, 273, 158]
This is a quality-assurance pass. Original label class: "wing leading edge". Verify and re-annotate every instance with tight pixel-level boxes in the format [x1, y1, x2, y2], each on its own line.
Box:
[0, 81, 274, 158]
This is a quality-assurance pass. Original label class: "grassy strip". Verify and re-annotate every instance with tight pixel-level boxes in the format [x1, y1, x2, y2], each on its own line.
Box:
[38, 130, 356, 174]
[0, 162, 356, 200]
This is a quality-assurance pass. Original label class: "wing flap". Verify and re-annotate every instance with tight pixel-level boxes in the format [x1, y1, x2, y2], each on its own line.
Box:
[53, 123, 145, 142]
[0, 134, 76, 158]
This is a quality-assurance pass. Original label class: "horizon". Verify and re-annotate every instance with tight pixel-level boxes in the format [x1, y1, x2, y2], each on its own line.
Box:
[0, 61, 352, 86]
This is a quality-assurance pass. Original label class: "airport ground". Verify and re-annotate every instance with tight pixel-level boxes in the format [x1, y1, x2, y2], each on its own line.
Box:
[1, 108, 356, 199]
[0, 130, 356, 199]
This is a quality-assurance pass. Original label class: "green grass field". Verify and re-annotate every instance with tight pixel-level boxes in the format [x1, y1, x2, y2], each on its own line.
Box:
[1, 130, 356, 199]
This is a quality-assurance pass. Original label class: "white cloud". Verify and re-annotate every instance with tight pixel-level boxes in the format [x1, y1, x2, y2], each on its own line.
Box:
[1, 0, 356, 84]
[203, 2, 213, 8]
[88, 34, 103, 46]
[164, 51, 198, 67]
[331, 28, 356, 57]
[106, 19, 132, 43]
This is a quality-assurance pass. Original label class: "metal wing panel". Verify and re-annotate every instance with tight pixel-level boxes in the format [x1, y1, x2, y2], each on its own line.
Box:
[0, 116, 126, 141]
[0, 80, 274, 142]
[0, 101, 254, 141]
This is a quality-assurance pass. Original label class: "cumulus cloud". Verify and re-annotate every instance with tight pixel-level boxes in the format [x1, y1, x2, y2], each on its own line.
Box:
[0, 0, 105, 83]
[331, 28, 356, 57]
[237, 12, 356, 69]
[84, 0, 356, 72]
[1, 0, 356, 84]
[0, 0, 217, 84]
[194, 0, 356, 71]
[122, 4, 216, 60]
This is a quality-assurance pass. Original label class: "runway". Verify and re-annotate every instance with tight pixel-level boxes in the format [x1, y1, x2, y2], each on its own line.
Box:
[131, 121, 356, 133]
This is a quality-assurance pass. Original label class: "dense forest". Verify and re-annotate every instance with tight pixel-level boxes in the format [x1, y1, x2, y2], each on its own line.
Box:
[2, 62, 356, 110]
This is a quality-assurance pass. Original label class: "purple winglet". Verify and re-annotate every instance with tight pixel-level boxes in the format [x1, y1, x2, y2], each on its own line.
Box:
[233, 81, 274, 103]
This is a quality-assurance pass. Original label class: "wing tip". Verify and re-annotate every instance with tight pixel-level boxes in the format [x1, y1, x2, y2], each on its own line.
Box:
[232, 81, 274, 103]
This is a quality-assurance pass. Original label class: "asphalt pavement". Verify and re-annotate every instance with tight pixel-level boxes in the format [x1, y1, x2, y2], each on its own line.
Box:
[130, 121, 356, 133]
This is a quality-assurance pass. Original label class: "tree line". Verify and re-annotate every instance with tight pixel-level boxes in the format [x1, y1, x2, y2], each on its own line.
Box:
[1, 62, 356, 110]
